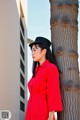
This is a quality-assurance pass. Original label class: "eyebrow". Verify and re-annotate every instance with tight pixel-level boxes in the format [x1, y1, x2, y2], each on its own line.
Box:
[32, 45, 39, 50]
[32, 48, 36, 50]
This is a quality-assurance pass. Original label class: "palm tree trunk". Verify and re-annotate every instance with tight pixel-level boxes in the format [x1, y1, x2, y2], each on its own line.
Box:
[49, 0, 80, 119]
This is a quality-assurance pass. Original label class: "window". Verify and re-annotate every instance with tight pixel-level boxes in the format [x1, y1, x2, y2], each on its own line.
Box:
[20, 101, 25, 112]
[20, 31, 24, 48]
[20, 59, 25, 73]
[20, 18, 24, 35]
[20, 87, 25, 99]
[20, 73, 25, 86]
[20, 45, 25, 61]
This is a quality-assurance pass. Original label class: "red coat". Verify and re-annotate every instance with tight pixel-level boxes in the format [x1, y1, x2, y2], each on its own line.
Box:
[25, 60, 63, 120]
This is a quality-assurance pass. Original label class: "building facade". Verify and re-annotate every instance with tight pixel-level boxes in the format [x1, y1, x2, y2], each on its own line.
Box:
[0, 0, 27, 120]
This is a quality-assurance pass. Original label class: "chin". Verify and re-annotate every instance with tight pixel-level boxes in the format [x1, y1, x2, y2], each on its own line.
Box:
[33, 60, 38, 62]
[33, 59, 37, 62]
[33, 59, 38, 62]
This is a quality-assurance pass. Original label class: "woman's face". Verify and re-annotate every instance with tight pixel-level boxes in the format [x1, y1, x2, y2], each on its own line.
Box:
[31, 44, 46, 63]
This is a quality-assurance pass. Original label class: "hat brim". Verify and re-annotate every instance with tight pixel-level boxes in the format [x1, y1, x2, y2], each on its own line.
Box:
[29, 41, 44, 48]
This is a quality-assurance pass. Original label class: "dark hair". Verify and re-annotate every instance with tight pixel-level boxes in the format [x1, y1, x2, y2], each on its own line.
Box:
[30, 43, 58, 77]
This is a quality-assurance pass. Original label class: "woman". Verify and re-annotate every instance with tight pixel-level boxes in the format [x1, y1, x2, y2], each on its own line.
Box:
[25, 37, 63, 120]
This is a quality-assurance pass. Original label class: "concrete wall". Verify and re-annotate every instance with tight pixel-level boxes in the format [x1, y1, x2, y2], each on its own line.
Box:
[0, 0, 27, 120]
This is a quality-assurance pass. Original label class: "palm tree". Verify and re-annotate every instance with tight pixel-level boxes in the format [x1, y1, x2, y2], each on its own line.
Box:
[49, 0, 80, 119]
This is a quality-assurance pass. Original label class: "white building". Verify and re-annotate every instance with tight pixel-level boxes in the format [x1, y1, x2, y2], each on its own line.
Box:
[0, 0, 27, 120]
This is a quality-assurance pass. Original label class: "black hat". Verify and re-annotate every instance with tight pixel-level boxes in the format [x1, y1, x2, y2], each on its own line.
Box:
[29, 36, 52, 48]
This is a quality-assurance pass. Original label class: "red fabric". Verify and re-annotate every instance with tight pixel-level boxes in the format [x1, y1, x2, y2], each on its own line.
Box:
[25, 60, 63, 120]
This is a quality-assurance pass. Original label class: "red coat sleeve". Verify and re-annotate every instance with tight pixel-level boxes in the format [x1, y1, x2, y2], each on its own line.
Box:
[46, 63, 63, 112]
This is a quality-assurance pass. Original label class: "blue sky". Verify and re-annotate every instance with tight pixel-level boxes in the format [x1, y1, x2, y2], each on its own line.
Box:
[27, 0, 80, 71]
[27, 0, 50, 39]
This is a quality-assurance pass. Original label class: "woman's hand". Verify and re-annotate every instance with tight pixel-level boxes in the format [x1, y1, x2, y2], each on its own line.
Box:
[48, 111, 55, 120]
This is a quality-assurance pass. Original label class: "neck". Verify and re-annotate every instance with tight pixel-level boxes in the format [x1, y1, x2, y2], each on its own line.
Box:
[39, 58, 46, 65]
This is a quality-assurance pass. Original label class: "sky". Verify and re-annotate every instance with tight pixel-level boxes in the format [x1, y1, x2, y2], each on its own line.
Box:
[27, 0, 50, 40]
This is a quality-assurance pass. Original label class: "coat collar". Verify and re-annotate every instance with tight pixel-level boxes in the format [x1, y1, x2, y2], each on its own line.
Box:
[38, 60, 49, 68]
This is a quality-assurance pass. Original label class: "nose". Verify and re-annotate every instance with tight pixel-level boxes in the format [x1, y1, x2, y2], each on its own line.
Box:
[32, 51, 34, 55]
[32, 50, 35, 54]
[31, 52, 34, 57]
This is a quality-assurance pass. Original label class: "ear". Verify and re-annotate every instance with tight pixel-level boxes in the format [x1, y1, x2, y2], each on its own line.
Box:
[42, 49, 47, 55]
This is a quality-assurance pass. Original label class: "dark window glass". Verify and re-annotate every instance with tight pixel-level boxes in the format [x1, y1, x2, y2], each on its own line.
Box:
[20, 31, 24, 48]
[20, 45, 25, 61]
[20, 73, 25, 86]
[20, 18, 24, 35]
[20, 101, 25, 112]
[20, 59, 25, 73]
[20, 87, 25, 99]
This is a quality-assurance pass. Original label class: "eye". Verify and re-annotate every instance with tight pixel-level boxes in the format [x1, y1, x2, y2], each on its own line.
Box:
[33, 49, 36, 51]
[31, 45, 40, 52]
[32, 48, 36, 52]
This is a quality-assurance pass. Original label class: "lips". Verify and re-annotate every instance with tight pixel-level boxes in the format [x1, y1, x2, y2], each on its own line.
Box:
[32, 56, 35, 59]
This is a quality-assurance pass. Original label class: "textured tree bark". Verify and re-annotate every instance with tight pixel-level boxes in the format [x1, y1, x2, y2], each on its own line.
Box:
[49, 0, 80, 119]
